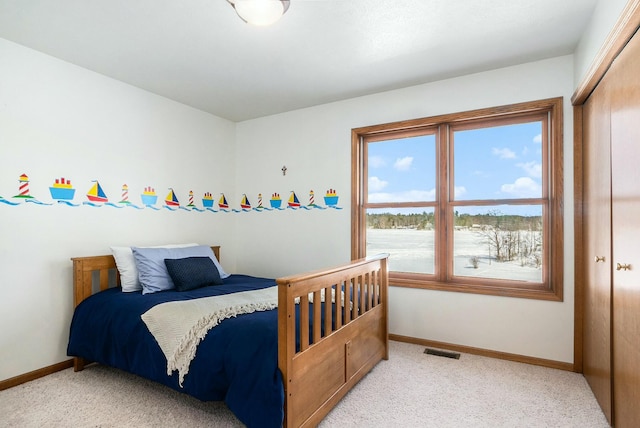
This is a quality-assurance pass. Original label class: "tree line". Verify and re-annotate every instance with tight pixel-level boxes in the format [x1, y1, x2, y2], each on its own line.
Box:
[366, 211, 542, 231]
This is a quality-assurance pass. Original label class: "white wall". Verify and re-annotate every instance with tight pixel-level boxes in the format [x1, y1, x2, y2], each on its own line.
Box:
[234, 55, 576, 363]
[574, 0, 629, 87]
[0, 38, 237, 381]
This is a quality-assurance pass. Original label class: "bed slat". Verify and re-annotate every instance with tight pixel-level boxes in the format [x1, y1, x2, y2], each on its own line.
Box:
[324, 286, 332, 339]
[313, 290, 322, 344]
[299, 294, 310, 351]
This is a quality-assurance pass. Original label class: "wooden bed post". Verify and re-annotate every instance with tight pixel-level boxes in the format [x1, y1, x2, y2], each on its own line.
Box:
[380, 255, 389, 360]
[277, 281, 295, 428]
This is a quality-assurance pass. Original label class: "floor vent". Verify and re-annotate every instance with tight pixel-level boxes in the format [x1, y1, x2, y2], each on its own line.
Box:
[424, 348, 461, 359]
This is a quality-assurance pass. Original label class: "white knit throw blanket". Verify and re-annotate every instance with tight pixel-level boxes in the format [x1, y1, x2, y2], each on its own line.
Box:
[141, 286, 278, 387]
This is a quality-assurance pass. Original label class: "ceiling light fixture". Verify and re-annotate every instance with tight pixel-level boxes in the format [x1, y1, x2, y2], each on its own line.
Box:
[227, 0, 290, 26]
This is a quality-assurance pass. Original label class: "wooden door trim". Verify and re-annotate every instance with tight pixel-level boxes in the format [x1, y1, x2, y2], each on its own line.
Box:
[573, 105, 584, 373]
[572, 0, 640, 105]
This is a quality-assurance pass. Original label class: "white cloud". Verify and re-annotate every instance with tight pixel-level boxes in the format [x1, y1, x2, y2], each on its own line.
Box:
[517, 161, 542, 178]
[368, 176, 388, 192]
[368, 155, 386, 168]
[394, 156, 413, 171]
[454, 186, 467, 198]
[533, 134, 542, 144]
[492, 147, 516, 159]
[500, 177, 541, 198]
[368, 189, 436, 203]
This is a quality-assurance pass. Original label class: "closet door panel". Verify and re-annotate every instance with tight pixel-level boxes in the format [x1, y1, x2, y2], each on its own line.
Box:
[610, 29, 640, 428]
[582, 79, 612, 423]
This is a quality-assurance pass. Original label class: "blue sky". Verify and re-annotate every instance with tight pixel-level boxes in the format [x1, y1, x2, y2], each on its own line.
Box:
[367, 121, 543, 215]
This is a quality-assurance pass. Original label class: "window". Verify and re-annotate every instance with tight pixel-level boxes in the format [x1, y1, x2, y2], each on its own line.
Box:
[351, 98, 563, 300]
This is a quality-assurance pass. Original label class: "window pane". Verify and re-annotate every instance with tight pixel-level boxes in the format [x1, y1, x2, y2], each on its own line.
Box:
[367, 134, 436, 203]
[452, 205, 543, 282]
[453, 121, 543, 200]
[366, 208, 435, 274]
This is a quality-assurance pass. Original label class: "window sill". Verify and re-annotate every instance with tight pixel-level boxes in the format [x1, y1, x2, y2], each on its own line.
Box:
[389, 274, 563, 301]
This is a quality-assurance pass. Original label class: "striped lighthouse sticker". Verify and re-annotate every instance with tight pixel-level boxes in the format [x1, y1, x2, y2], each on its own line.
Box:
[13, 173, 34, 199]
[119, 184, 130, 204]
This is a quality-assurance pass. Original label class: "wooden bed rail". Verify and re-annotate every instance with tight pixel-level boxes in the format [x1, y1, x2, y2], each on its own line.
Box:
[276, 254, 389, 428]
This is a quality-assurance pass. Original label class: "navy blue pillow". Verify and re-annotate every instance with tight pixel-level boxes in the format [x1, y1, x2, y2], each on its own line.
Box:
[164, 256, 223, 291]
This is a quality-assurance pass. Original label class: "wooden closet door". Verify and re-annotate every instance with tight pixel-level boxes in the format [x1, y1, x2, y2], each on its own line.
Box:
[582, 78, 612, 424]
[610, 29, 640, 428]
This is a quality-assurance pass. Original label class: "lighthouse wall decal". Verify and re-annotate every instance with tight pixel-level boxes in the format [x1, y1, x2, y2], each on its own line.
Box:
[1, 174, 341, 211]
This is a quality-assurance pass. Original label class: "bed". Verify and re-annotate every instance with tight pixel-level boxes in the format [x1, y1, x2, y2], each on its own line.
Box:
[67, 246, 389, 427]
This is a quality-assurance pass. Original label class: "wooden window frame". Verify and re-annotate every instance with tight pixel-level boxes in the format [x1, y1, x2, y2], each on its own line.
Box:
[351, 98, 564, 301]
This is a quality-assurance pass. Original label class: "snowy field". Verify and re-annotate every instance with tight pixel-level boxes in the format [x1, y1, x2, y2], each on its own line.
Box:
[366, 228, 542, 282]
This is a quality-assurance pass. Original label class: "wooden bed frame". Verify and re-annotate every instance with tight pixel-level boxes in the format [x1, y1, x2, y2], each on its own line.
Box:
[71, 246, 389, 428]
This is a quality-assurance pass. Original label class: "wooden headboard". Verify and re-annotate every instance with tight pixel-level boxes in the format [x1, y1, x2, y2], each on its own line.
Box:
[71, 246, 221, 307]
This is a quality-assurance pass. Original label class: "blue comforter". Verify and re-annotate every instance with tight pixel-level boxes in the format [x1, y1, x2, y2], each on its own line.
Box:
[67, 275, 284, 428]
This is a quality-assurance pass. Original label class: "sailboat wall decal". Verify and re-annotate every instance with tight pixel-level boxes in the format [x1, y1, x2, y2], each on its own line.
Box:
[86, 180, 108, 203]
[240, 194, 251, 210]
[287, 191, 300, 208]
[165, 188, 179, 207]
[218, 193, 229, 209]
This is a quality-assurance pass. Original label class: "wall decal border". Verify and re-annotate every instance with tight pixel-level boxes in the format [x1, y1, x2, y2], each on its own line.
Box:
[0, 174, 342, 211]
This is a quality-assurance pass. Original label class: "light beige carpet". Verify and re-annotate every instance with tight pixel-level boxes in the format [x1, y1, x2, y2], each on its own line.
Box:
[1, 341, 609, 427]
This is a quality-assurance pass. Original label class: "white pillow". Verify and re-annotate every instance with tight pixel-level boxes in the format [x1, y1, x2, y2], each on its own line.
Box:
[111, 243, 198, 292]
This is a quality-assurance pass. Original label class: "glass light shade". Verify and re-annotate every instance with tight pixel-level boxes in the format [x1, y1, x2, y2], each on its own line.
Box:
[229, 0, 289, 26]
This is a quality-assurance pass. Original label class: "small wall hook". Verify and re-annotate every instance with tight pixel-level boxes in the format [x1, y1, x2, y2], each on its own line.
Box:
[281, 165, 287, 176]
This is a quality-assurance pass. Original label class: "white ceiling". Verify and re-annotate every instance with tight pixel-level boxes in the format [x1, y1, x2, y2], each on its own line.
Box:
[0, 0, 598, 122]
